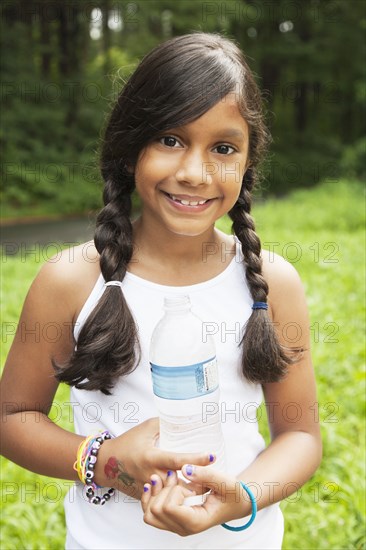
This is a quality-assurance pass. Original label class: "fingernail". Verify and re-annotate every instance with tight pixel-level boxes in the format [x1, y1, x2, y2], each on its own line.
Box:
[151, 479, 157, 486]
[143, 485, 149, 492]
[209, 454, 215, 463]
[185, 464, 194, 476]
[167, 470, 173, 477]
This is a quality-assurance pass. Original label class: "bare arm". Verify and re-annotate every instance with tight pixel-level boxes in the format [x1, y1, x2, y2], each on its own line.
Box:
[1, 254, 82, 479]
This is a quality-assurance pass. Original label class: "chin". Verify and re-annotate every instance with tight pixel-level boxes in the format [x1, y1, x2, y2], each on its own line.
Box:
[171, 229, 206, 238]
[168, 224, 212, 238]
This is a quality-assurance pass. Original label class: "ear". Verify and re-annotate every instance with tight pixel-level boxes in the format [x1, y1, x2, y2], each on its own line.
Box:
[125, 165, 134, 174]
[241, 160, 251, 184]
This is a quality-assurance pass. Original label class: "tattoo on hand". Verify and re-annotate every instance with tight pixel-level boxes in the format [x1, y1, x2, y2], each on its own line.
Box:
[104, 456, 135, 487]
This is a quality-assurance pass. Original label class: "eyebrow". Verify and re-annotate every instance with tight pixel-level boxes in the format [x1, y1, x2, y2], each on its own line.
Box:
[213, 129, 246, 141]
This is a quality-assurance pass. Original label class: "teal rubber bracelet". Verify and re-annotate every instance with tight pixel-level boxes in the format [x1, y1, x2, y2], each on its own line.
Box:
[221, 482, 257, 532]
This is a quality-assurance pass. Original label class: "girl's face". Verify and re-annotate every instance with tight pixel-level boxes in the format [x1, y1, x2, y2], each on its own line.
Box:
[134, 93, 249, 238]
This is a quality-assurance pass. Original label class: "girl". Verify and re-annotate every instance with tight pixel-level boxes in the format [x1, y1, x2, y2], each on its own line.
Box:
[1, 32, 322, 549]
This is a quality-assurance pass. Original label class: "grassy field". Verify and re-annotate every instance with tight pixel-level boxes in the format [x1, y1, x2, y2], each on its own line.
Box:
[1, 179, 365, 549]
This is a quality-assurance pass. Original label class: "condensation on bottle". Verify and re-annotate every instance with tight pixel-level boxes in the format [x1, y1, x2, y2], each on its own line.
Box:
[149, 295, 226, 476]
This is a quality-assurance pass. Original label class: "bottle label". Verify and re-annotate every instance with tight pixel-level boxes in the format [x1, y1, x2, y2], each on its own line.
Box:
[150, 357, 218, 400]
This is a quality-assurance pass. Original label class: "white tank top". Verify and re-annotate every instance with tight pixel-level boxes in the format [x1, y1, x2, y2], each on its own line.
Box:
[64, 240, 284, 549]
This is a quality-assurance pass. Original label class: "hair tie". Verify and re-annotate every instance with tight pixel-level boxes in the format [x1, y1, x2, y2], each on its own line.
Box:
[252, 301, 268, 310]
[105, 281, 123, 289]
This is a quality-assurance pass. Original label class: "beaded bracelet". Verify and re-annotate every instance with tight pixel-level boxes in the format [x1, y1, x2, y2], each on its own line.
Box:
[74, 430, 115, 505]
[221, 482, 257, 531]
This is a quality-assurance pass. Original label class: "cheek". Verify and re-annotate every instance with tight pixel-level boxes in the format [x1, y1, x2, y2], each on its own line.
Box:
[218, 163, 245, 197]
[135, 154, 175, 189]
[225, 186, 242, 209]
[217, 159, 246, 186]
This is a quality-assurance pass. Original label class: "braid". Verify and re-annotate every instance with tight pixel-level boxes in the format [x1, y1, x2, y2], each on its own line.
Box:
[95, 171, 134, 280]
[229, 169, 294, 383]
[54, 167, 140, 395]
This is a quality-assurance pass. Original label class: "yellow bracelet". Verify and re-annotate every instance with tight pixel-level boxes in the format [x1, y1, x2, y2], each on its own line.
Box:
[73, 435, 94, 483]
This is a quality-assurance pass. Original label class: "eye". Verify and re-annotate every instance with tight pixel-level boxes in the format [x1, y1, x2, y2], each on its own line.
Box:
[214, 144, 236, 155]
[159, 136, 181, 148]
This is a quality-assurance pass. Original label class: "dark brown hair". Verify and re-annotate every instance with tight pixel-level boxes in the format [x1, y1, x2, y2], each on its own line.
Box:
[55, 32, 295, 394]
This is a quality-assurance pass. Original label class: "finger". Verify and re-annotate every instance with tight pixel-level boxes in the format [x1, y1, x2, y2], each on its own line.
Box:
[157, 486, 208, 534]
[151, 481, 196, 516]
[171, 484, 198, 504]
[181, 463, 234, 496]
[155, 451, 216, 471]
[150, 485, 198, 532]
[183, 480, 210, 496]
[165, 469, 177, 487]
[141, 483, 151, 512]
[182, 464, 250, 512]
[150, 474, 164, 497]
[177, 477, 208, 496]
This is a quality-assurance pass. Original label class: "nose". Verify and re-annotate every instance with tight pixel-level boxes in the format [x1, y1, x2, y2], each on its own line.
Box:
[175, 149, 213, 187]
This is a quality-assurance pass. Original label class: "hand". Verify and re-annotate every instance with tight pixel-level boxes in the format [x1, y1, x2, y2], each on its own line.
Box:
[141, 464, 252, 536]
[94, 418, 214, 500]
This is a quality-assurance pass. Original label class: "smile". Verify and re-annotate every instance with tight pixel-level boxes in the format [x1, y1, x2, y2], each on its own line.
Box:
[162, 191, 213, 206]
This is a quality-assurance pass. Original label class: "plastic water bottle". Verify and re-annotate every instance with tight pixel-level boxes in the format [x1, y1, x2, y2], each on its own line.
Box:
[149, 295, 226, 476]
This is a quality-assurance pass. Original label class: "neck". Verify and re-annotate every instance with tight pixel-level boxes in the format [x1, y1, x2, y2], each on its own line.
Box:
[132, 216, 221, 267]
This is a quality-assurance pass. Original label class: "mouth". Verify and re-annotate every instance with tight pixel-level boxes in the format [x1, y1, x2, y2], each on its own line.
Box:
[162, 191, 214, 207]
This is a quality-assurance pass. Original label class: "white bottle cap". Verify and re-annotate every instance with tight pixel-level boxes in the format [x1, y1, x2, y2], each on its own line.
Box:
[163, 295, 191, 310]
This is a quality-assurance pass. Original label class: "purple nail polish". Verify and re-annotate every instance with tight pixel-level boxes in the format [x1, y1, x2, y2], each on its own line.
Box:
[209, 454, 215, 463]
[143, 486, 149, 492]
[167, 470, 173, 477]
[151, 479, 157, 486]
[185, 464, 193, 476]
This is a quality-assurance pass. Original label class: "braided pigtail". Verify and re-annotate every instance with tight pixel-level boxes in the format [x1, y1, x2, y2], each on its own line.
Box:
[229, 169, 295, 383]
[54, 164, 140, 395]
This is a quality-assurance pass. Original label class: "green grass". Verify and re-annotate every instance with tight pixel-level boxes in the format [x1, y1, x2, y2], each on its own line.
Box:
[1, 179, 365, 549]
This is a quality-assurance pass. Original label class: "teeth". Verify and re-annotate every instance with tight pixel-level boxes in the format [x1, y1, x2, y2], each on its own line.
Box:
[170, 194, 208, 206]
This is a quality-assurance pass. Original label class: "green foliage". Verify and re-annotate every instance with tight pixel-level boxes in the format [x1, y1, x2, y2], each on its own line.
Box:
[1, 180, 365, 549]
[340, 138, 366, 181]
[1, 0, 365, 217]
[0, 9, 137, 218]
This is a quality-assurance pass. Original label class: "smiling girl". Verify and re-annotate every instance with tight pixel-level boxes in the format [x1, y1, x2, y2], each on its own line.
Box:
[1, 33, 322, 549]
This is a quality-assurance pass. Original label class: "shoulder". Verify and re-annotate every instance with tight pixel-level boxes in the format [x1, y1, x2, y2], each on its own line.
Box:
[32, 241, 101, 323]
[39, 240, 99, 277]
[261, 249, 307, 323]
[261, 248, 303, 289]
[37, 240, 100, 286]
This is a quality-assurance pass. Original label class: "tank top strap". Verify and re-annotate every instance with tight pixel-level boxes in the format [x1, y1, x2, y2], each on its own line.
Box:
[73, 273, 105, 340]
